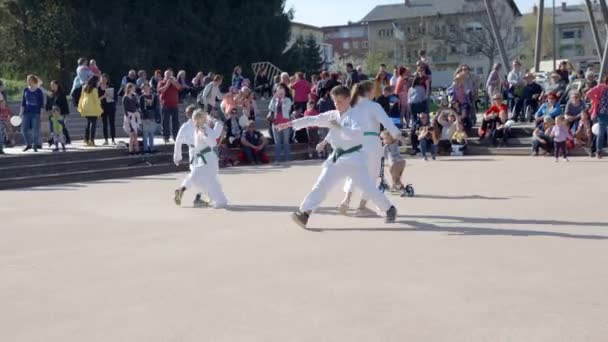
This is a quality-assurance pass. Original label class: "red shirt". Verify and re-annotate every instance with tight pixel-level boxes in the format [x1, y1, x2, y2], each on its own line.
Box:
[291, 80, 312, 103]
[158, 80, 180, 108]
[273, 98, 290, 125]
[0, 106, 11, 121]
[485, 103, 507, 118]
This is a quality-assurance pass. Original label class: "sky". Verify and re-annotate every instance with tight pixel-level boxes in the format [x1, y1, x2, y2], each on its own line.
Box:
[284, 0, 583, 27]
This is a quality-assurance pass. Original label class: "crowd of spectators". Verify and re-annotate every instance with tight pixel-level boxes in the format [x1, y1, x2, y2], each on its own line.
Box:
[1, 53, 607, 162]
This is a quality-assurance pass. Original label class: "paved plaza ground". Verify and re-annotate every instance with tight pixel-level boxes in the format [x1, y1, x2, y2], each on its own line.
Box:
[1, 156, 608, 341]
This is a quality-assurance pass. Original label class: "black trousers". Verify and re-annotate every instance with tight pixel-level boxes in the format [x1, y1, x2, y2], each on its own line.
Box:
[161, 107, 179, 141]
[554, 141, 567, 158]
[85, 117, 97, 142]
[102, 106, 116, 141]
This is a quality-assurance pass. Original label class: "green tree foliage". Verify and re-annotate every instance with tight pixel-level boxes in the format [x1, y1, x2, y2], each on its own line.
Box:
[283, 34, 323, 78]
[0, 0, 291, 87]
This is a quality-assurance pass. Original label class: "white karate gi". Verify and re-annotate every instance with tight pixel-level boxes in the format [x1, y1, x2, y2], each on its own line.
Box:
[343, 98, 401, 200]
[188, 121, 227, 208]
[174, 120, 197, 189]
[291, 109, 392, 214]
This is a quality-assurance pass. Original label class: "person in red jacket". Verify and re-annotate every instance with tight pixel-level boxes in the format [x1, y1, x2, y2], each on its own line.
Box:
[479, 94, 507, 139]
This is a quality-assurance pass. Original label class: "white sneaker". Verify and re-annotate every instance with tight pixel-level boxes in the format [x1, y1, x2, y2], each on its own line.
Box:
[338, 203, 349, 215]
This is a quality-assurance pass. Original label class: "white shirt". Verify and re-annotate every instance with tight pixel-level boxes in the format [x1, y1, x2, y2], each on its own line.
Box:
[174, 120, 196, 165]
[201, 83, 223, 107]
[192, 121, 223, 167]
[349, 98, 401, 139]
[508, 69, 525, 87]
[292, 108, 365, 165]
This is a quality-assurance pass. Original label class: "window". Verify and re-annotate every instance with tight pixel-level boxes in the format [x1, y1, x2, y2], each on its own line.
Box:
[476, 67, 484, 75]
[450, 45, 457, 53]
[353, 41, 359, 49]
[561, 28, 582, 40]
[562, 31, 575, 39]
[343, 41, 350, 50]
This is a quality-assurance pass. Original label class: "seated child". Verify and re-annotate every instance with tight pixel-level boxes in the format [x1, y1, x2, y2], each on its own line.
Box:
[575, 109, 593, 150]
[381, 131, 406, 191]
[492, 109, 512, 147]
[451, 122, 469, 153]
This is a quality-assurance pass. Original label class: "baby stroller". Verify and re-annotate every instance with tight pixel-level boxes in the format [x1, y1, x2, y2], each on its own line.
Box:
[377, 157, 414, 197]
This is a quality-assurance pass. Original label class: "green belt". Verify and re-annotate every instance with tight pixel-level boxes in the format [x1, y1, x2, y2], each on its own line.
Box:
[364, 131, 380, 137]
[331, 144, 362, 163]
[191, 146, 213, 165]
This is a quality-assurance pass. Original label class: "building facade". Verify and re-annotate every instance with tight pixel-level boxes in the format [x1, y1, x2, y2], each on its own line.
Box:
[322, 22, 369, 68]
[361, 0, 521, 87]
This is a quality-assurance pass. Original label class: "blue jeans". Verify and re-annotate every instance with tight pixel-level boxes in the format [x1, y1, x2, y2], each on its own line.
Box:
[420, 138, 436, 158]
[142, 120, 156, 152]
[597, 114, 608, 154]
[272, 125, 291, 162]
[22, 113, 40, 147]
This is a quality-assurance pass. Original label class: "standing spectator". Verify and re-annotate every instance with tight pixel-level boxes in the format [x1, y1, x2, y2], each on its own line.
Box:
[390, 66, 399, 88]
[232, 66, 245, 89]
[88, 59, 101, 76]
[317, 88, 335, 113]
[70, 57, 94, 107]
[381, 131, 406, 191]
[448, 71, 472, 130]
[191, 71, 205, 98]
[415, 63, 431, 108]
[357, 66, 369, 81]
[379, 64, 392, 80]
[414, 112, 436, 160]
[408, 72, 428, 126]
[199, 75, 224, 113]
[272, 75, 282, 94]
[586, 75, 608, 158]
[303, 101, 320, 159]
[581, 70, 597, 97]
[291, 72, 311, 113]
[316, 71, 329, 98]
[46, 80, 71, 145]
[202, 72, 214, 87]
[122, 83, 141, 154]
[268, 86, 293, 163]
[0, 95, 14, 153]
[309, 74, 320, 103]
[418, 51, 432, 88]
[20, 75, 45, 152]
[395, 66, 411, 127]
[176, 70, 191, 101]
[149, 70, 163, 91]
[157, 69, 182, 143]
[241, 120, 267, 164]
[139, 83, 159, 154]
[486, 63, 503, 98]
[322, 72, 341, 96]
[49, 107, 66, 152]
[78, 75, 103, 147]
[119, 70, 137, 96]
[136, 70, 148, 93]
[556, 61, 570, 85]
[99, 74, 117, 145]
[345, 63, 360, 88]
[254, 69, 271, 99]
[374, 70, 390, 99]
[507, 60, 525, 121]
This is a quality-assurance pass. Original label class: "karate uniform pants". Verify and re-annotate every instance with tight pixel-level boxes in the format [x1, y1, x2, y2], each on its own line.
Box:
[300, 152, 391, 214]
[342, 137, 383, 201]
[189, 157, 227, 208]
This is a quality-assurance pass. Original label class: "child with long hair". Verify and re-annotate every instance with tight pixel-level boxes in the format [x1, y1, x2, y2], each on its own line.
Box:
[381, 131, 406, 191]
[122, 83, 141, 154]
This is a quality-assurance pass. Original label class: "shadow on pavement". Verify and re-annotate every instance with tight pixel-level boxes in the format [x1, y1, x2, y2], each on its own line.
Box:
[413, 194, 513, 200]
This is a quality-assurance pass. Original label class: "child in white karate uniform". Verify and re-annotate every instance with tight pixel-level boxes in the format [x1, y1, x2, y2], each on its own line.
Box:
[275, 86, 397, 228]
[340, 81, 402, 215]
[174, 109, 227, 209]
[173, 105, 207, 207]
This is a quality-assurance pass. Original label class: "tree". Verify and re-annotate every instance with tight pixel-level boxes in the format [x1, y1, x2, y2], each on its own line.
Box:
[364, 50, 388, 77]
[302, 34, 323, 76]
[431, 0, 523, 73]
[519, 12, 554, 69]
[0, 0, 292, 88]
